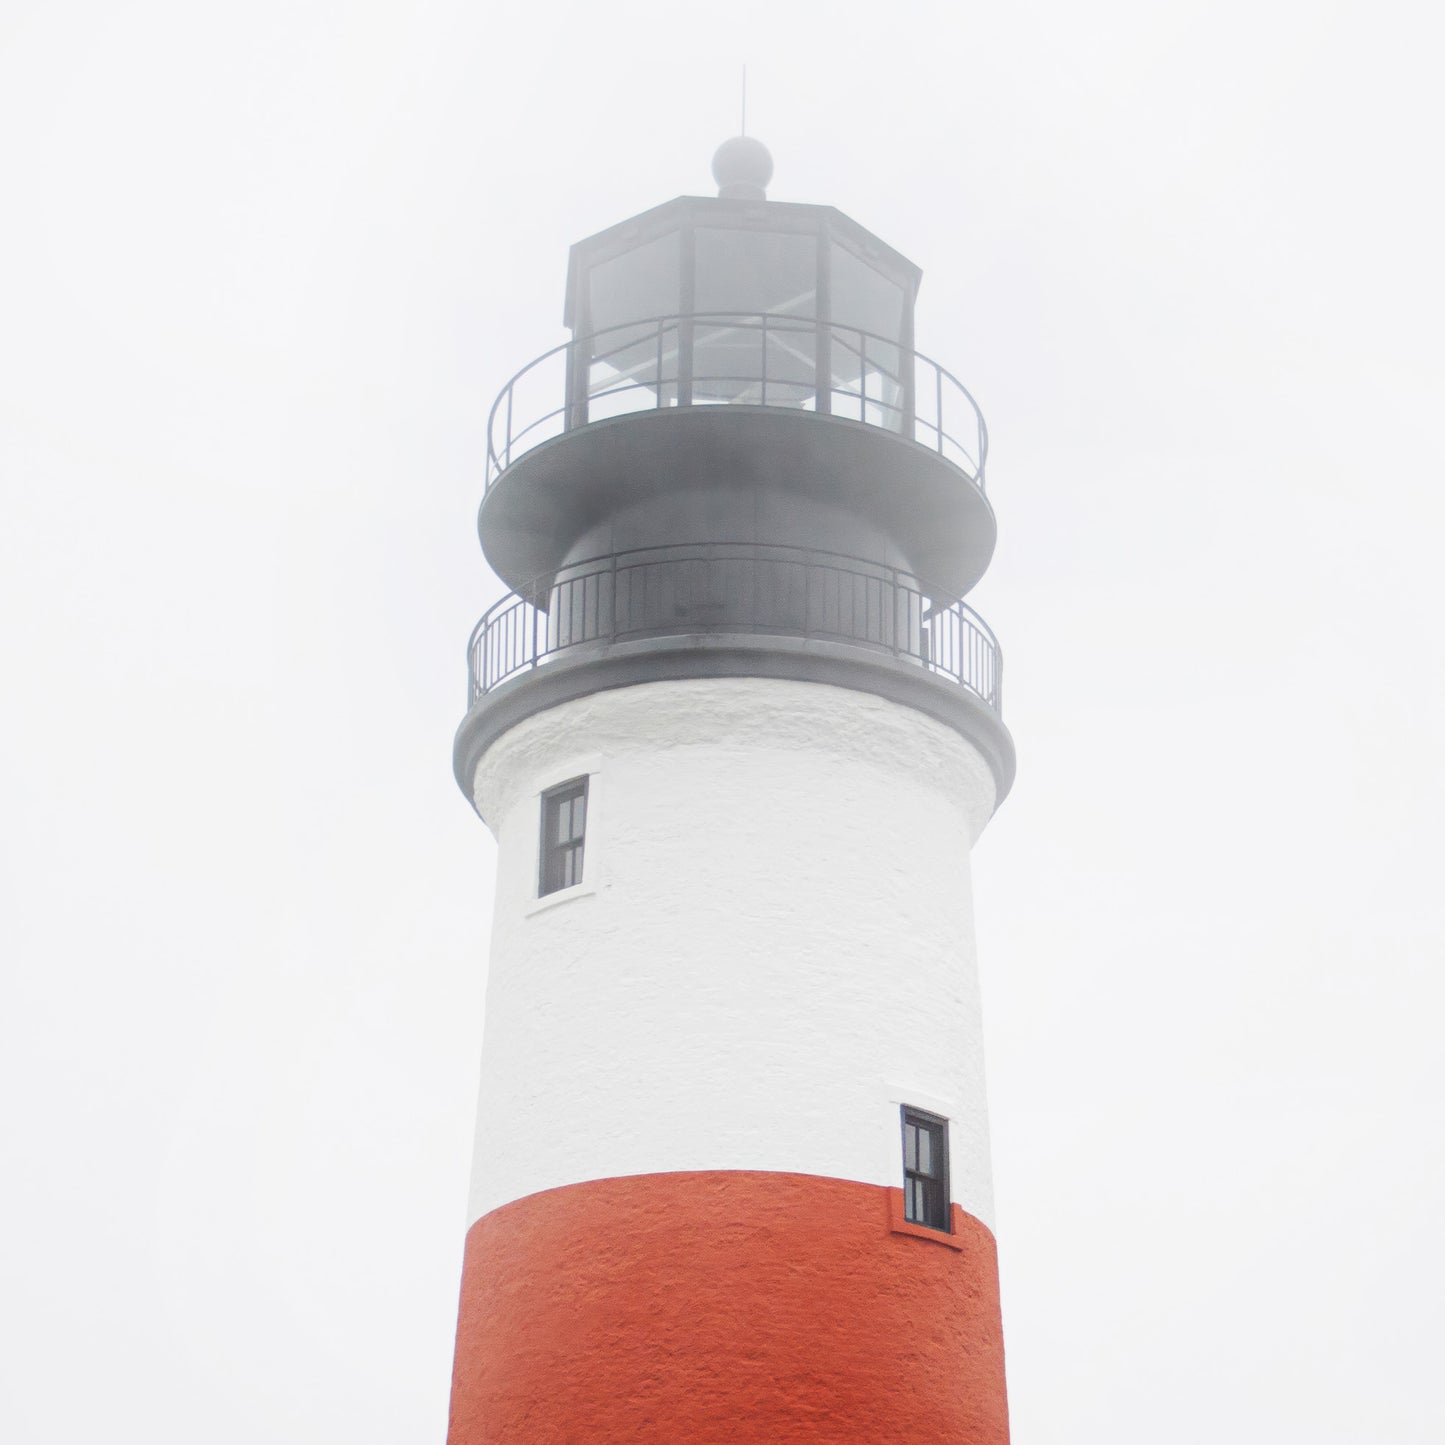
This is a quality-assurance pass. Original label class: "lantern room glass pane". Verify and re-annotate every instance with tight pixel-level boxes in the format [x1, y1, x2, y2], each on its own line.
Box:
[586, 319, 681, 418]
[692, 229, 818, 408]
[829, 242, 905, 341]
[689, 314, 818, 408]
[584, 232, 683, 417]
[828, 242, 906, 432]
[586, 231, 681, 334]
[694, 228, 817, 319]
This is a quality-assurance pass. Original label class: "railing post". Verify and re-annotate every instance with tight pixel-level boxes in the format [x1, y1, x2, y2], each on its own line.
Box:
[936, 367, 944, 455]
[610, 551, 619, 642]
[566, 335, 588, 432]
[901, 345, 916, 441]
[678, 317, 694, 408]
[656, 320, 665, 408]
[759, 313, 768, 406]
[860, 332, 868, 426]
[891, 566, 901, 659]
[814, 319, 831, 416]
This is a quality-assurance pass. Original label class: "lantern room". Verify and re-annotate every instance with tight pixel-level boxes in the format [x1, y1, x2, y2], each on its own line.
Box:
[561, 159, 921, 430]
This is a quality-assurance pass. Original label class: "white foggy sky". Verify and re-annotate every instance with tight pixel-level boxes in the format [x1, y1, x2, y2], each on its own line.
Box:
[2, 1, 1443, 1441]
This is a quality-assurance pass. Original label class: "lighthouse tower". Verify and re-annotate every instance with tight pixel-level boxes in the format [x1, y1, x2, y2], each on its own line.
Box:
[447, 139, 1015, 1444]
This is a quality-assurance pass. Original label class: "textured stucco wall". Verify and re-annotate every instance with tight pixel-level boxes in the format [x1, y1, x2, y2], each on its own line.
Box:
[448, 1172, 1010, 1445]
[465, 676, 1000, 1229]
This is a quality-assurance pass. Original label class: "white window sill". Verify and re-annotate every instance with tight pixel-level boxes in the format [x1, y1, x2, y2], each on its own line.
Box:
[524, 881, 598, 917]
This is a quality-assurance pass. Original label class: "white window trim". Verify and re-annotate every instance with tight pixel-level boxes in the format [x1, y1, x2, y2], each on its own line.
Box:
[524, 878, 598, 917]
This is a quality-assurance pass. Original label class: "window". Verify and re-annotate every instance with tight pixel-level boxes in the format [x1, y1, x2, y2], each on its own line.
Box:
[539, 777, 588, 896]
[901, 1106, 950, 1232]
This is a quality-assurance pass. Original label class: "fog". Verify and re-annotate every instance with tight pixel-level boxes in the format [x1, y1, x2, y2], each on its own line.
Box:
[3, 1, 1443, 1440]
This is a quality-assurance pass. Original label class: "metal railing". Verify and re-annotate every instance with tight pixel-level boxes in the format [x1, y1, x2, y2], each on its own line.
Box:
[466, 543, 1002, 713]
[485, 312, 989, 490]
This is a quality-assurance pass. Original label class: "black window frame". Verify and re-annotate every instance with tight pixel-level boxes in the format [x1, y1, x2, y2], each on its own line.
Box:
[538, 776, 588, 897]
[901, 1105, 951, 1233]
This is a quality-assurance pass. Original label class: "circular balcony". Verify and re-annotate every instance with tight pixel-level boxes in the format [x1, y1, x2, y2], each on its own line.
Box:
[478, 314, 997, 602]
[455, 543, 1013, 805]
[486, 311, 989, 490]
[468, 543, 1003, 711]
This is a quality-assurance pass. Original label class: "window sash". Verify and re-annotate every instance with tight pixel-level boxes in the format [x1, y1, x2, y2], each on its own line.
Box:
[539, 778, 588, 896]
[901, 1107, 950, 1232]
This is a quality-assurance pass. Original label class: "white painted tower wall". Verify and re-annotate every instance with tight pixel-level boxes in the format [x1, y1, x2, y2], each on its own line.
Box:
[463, 675, 1001, 1236]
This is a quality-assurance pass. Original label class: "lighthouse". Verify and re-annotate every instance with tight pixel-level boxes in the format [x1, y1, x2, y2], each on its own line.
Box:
[447, 138, 1016, 1443]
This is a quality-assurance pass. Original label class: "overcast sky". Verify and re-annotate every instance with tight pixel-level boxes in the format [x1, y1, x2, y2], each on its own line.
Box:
[3, 1, 1443, 1440]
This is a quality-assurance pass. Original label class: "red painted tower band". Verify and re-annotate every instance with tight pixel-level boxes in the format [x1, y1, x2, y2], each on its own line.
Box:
[449, 1174, 1008, 1445]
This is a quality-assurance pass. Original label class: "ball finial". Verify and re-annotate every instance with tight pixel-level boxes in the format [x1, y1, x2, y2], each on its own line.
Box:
[711, 136, 773, 201]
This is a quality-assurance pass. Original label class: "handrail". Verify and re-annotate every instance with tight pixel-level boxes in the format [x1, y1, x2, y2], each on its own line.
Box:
[465, 542, 1003, 715]
[484, 312, 989, 491]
